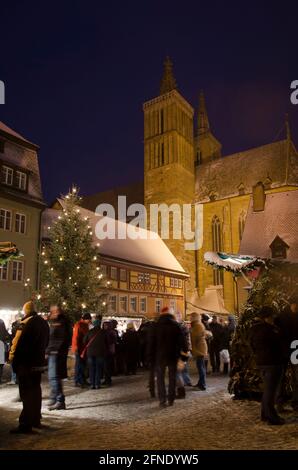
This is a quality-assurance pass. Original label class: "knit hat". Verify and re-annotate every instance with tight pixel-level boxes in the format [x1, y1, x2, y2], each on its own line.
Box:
[161, 306, 170, 314]
[22, 301, 34, 317]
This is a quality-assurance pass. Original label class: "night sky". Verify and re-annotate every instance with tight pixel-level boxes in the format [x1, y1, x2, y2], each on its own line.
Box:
[1, 1, 298, 203]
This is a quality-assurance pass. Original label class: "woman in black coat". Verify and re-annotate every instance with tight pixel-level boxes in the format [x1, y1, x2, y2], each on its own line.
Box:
[122, 323, 140, 375]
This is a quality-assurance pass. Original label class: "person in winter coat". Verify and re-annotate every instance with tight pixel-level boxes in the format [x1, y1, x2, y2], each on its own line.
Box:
[146, 320, 158, 398]
[102, 321, 117, 386]
[8, 314, 23, 384]
[9, 301, 49, 434]
[122, 323, 140, 375]
[219, 324, 231, 375]
[0, 318, 9, 383]
[209, 316, 223, 373]
[83, 317, 106, 389]
[275, 295, 298, 411]
[250, 306, 285, 425]
[47, 305, 72, 410]
[190, 313, 212, 390]
[175, 313, 192, 399]
[201, 313, 212, 373]
[149, 306, 188, 407]
[72, 312, 92, 386]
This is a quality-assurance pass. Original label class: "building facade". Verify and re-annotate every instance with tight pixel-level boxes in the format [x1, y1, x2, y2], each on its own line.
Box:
[42, 203, 188, 320]
[0, 121, 45, 311]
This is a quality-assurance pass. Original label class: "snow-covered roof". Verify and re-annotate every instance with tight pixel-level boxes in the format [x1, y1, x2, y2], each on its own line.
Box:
[239, 191, 298, 261]
[0, 121, 37, 147]
[41, 203, 187, 276]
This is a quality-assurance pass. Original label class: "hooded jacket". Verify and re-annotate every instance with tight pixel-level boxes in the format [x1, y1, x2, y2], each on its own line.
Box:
[191, 320, 210, 358]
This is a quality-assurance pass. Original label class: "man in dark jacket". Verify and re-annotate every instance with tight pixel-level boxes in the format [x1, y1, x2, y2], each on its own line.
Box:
[250, 306, 285, 425]
[149, 306, 188, 407]
[10, 301, 49, 434]
[275, 295, 298, 410]
[47, 305, 72, 410]
[209, 316, 223, 373]
[83, 316, 106, 389]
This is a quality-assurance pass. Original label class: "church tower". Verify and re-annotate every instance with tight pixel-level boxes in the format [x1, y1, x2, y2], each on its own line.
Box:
[143, 57, 196, 297]
[195, 91, 221, 164]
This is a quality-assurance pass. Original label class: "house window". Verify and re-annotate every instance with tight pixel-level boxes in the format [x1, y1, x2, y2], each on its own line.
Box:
[170, 299, 176, 314]
[140, 297, 147, 313]
[130, 296, 137, 313]
[155, 299, 162, 314]
[138, 272, 151, 284]
[120, 296, 128, 313]
[178, 279, 182, 288]
[108, 295, 117, 313]
[110, 267, 118, 280]
[120, 268, 127, 281]
[101, 265, 107, 276]
[15, 213, 26, 234]
[16, 171, 27, 190]
[0, 264, 8, 281]
[0, 209, 12, 231]
[1, 166, 13, 185]
[170, 277, 179, 288]
[212, 216, 223, 286]
[238, 211, 246, 241]
[12, 260, 23, 282]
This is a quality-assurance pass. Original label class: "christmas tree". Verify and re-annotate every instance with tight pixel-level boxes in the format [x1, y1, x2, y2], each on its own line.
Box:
[38, 187, 109, 320]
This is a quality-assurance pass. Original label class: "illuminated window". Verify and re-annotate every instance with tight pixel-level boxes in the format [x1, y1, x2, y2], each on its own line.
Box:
[138, 272, 151, 284]
[108, 295, 117, 313]
[0, 209, 11, 231]
[12, 260, 23, 282]
[130, 296, 137, 313]
[120, 268, 127, 281]
[0, 264, 8, 281]
[110, 267, 118, 280]
[120, 296, 128, 313]
[15, 213, 26, 234]
[16, 171, 27, 190]
[1, 166, 13, 185]
[140, 297, 147, 313]
[155, 299, 162, 314]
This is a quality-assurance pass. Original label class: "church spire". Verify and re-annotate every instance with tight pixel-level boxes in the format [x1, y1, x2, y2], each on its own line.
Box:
[160, 56, 177, 95]
[197, 91, 210, 135]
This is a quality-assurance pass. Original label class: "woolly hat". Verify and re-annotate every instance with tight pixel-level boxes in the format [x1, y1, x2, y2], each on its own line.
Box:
[161, 306, 170, 314]
[22, 301, 34, 317]
[82, 312, 92, 320]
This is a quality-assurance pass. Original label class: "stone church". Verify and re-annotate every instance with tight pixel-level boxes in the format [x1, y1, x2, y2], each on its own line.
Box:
[143, 57, 298, 314]
[84, 57, 298, 315]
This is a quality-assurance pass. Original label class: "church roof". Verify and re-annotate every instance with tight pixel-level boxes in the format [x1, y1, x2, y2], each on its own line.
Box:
[195, 139, 298, 202]
[239, 190, 298, 261]
[41, 203, 187, 276]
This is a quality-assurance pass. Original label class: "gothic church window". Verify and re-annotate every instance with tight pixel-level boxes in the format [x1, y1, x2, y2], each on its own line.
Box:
[238, 211, 246, 241]
[212, 216, 223, 286]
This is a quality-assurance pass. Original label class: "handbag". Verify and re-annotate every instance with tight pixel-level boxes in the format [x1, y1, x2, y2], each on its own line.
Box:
[80, 330, 101, 360]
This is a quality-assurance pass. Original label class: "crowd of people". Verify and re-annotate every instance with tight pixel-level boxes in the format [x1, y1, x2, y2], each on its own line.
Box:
[0, 302, 236, 434]
[1, 297, 297, 434]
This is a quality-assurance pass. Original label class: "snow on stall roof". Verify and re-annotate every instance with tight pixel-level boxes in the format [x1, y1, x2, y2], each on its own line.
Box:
[239, 191, 298, 261]
[41, 203, 187, 275]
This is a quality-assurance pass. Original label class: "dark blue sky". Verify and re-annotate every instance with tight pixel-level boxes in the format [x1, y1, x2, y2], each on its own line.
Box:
[0, 0, 298, 202]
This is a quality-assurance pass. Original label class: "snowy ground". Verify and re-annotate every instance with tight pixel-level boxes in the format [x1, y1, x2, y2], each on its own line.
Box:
[0, 365, 297, 450]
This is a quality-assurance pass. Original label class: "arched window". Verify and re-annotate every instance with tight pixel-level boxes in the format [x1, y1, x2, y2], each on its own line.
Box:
[212, 216, 223, 285]
[238, 211, 246, 241]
